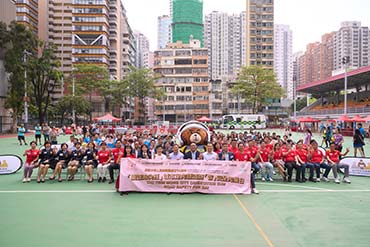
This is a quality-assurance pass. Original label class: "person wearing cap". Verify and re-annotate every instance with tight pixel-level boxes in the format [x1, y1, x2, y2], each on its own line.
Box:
[97, 142, 112, 183]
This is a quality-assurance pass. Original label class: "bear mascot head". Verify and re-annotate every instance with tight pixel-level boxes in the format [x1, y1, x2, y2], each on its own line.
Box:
[176, 121, 210, 153]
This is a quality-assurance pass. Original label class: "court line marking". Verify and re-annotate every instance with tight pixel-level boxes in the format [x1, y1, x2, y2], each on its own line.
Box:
[1, 189, 370, 193]
[255, 182, 328, 190]
[0, 190, 116, 193]
[233, 194, 275, 247]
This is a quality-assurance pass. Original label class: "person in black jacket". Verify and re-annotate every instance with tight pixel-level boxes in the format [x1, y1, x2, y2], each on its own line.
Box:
[137, 144, 151, 159]
[50, 143, 70, 182]
[183, 143, 201, 160]
[84, 142, 98, 183]
[37, 141, 54, 183]
[218, 143, 235, 161]
[67, 142, 84, 181]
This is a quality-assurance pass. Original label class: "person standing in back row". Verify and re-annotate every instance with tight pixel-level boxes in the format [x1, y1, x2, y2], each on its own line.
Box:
[17, 124, 27, 145]
[42, 123, 51, 143]
[34, 124, 42, 145]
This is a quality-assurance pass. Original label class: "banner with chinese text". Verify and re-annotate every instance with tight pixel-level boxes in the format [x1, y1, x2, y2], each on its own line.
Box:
[119, 158, 251, 194]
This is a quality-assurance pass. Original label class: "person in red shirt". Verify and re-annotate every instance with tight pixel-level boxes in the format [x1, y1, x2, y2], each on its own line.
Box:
[326, 143, 350, 183]
[228, 139, 239, 155]
[97, 142, 112, 183]
[308, 140, 331, 182]
[271, 143, 287, 180]
[245, 140, 261, 194]
[282, 142, 302, 182]
[258, 142, 274, 182]
[108, 140, 124, 184]
[235, 142, 250, 162]
[22, 141, 40, 183]
[296, 140, 315, 182]
[264, 136, 273, 151]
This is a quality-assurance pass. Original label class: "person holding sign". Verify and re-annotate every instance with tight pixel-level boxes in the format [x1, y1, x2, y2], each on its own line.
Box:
[108, 141, 124, 184]
[326, 143, 351, 184]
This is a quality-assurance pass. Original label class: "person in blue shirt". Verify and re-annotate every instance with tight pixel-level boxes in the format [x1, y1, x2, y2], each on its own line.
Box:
[357, 123, 366, 156]
[17, 124, 27, 145]
[34, 124, 42, 145]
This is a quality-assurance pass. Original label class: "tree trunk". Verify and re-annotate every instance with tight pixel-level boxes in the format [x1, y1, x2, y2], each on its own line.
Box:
[11, 113, 18, 133]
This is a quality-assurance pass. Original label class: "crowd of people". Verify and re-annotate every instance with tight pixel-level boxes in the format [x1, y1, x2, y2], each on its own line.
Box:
[21, 123, 362, 194]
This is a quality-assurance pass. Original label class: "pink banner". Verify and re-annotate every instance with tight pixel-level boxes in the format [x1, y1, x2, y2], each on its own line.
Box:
[119, 158, 251, 194]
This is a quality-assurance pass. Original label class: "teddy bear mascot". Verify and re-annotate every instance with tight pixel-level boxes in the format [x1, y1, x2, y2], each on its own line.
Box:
[176, 121, 211, 154]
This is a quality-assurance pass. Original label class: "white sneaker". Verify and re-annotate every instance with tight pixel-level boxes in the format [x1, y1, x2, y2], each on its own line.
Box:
[334, 178, 340, 184]
[321, 177, 329, 182]
[268, 177, 273, 182]
[252, 188, 259, 194]
[261, 177, 266, 182]
[316, 178, 321, 182]
[27, 178, 31, 182]
[273, 171, 276, 175]
[22, 178, 27, 183]
[343, 177, 351, 184]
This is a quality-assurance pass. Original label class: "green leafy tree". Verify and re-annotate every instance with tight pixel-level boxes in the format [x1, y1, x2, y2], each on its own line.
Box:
[2, 21, 37, 131]
[54, 95, 90, 125]
[72, 64, 110, 120]
[28, 42, 62, 124]
[232, 65, 285, 114]
[121, 66, 165, 123]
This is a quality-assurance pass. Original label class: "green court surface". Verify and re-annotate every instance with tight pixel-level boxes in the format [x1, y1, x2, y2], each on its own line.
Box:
[1, 131, 370, 247]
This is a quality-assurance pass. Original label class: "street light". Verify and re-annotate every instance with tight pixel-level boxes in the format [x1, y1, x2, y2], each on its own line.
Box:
[23, 50, 32, 129]
[342, 56, 350, 115]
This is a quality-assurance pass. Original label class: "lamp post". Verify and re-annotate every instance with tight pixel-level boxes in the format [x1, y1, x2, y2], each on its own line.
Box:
[342, 56, 350, 115]
[23, 50, 32, 129]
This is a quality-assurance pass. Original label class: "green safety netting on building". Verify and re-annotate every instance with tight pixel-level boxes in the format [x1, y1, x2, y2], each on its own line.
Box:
[172, 0, 204, 46]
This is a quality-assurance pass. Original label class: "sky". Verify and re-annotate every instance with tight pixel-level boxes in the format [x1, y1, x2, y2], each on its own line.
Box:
[123, 0, 370, 53]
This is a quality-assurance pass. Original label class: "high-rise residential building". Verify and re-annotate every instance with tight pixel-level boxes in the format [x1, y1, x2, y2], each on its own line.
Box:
[298, 33, 335, 87]
[15, 0, 38, 36]
[0, 0, 16, 133]
[333, 21, 370, 71]
[157, 15, 172, 49]
[154, 40, 209, 123]
[134, 31, 150, 69]
[274, 24, 293, 99]
[292, 51, 304, 98]
[204, 11, 247, 80]
[172, 0, 204, 46]
[37, 0, 136, 119]
[246, 0, 274, 69]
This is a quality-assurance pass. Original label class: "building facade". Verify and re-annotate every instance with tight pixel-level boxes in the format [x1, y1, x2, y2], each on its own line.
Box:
[157, 15, 171, 49]
[134, 31, 150, 69]
[154, 40, 209, 123]
[15, 0, 38, 35]
[38, 0, 136, 119]
[172, 0, 203, 46]
[204, 11, 247, 80]
[298, 33, 334, 87]
[274, 24, 293, 99]
[333, 21, 370, 72]
[0, 0, 16, 132]
[246, 0, 274, 69]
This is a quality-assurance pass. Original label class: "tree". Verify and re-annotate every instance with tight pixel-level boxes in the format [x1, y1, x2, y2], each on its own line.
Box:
[232, 65, 285, 114]
[121, 66, 165, 123]
[72, 64, 110, 120]
[54, 95, 90, 125]
[27, 42, 62, 124]
[2, 21, 37, 131]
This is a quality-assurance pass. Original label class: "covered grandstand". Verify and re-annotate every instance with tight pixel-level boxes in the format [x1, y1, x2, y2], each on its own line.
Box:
[297, 65, 370, 118]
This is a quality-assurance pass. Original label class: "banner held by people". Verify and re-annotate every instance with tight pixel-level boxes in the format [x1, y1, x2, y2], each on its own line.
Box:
[119, 158, 251, 194]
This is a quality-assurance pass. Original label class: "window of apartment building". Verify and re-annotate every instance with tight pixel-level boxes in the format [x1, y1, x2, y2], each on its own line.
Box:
[192, 50, 208, 56]
[175, 68, 192, 74]
[175, 50, 191, 56]
[193, 69, 207, 74]
[175, 59, 192, 65]
[193, 59, 207, 65]
[193, 86, 209, 92]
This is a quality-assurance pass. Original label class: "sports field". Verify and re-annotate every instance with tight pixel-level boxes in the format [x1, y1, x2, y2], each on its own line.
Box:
[1, 130, 370, 247]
